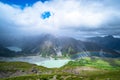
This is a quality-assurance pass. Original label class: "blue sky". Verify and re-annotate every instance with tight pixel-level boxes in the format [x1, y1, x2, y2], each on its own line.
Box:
[0, 0, 49, 6]
[41, 11, 51, 19]
[0, 0, 120, 39]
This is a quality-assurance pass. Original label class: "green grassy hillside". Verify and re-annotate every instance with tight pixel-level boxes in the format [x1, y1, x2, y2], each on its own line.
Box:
[63, 57, 120, 70]
[0, 57, 120, 80]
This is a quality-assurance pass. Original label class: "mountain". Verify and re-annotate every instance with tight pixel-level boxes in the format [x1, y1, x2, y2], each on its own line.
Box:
[0, 34, 120, 58]
[87, 35, 120, 51]
[21, 34, 85, 56]
[0, 45, 16, 57]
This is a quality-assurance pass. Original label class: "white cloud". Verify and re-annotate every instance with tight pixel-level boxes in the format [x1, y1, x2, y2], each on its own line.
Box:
[0, 0, 119, 37]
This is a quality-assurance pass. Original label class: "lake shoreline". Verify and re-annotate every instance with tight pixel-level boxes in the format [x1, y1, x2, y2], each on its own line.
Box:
[0, 56, 71, 68]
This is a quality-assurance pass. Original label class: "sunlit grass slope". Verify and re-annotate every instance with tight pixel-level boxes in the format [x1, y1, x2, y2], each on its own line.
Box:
[63, 57, 120, 70]
[0, 57, 120, 80]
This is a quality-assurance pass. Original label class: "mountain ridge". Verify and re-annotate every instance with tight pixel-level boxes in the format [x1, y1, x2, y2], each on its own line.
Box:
[0, 34, 120, 58]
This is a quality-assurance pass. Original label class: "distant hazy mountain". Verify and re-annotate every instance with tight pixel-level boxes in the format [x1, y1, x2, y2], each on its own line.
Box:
[87, 35, 120, 51]
[0, 34, 120, 58]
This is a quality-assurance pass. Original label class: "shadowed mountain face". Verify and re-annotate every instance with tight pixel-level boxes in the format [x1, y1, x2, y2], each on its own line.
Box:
[0, 34, 120, 58]
[0, 45, 16, 57]
[87, 35, 120, 51]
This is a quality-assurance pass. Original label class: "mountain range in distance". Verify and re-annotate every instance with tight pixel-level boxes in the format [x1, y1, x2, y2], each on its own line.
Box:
[0, 34, 120, 58]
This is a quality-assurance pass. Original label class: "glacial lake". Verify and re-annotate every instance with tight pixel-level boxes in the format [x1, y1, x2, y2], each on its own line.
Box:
[6, 46, 22, 52]
[0, 56, 70, 68]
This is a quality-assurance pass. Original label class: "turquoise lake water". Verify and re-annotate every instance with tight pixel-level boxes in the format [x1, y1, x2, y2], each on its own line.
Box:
[0, 56, 70, 68]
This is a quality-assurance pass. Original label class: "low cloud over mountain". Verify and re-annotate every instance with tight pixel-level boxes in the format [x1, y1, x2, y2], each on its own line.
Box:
[0, 0, 120, 39]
